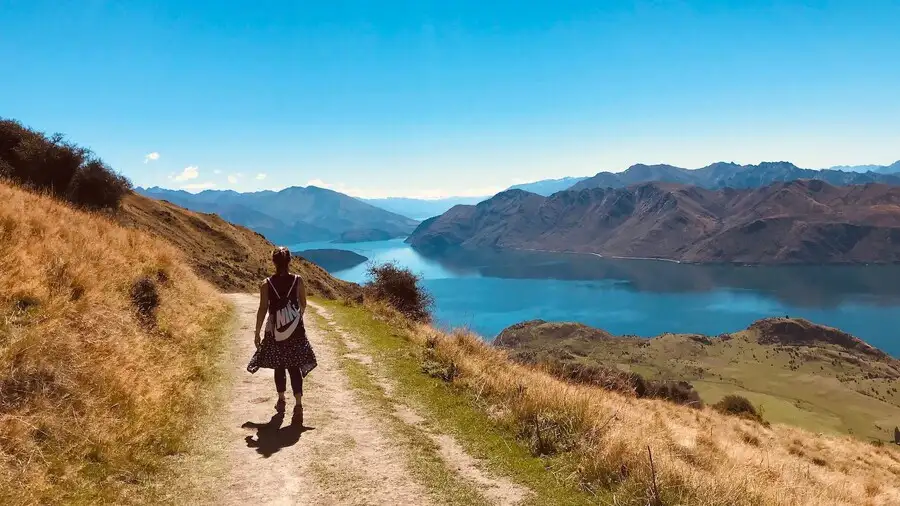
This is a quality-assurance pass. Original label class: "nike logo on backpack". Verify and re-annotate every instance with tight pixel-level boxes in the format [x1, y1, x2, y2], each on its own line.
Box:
[274, 314, 300, 341]
[274, 303, 300, 341]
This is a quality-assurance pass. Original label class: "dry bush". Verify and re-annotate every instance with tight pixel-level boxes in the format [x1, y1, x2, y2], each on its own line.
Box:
[131, 276, 161, 325]
[713, 395, 763, 423]
[536, 359, 703, 407]
[0, 182, 230, 503]
[638, 379, 703, 408]
[0, 119, 131, 209]
[534, 359, 635, 394]
[364, 261, 433, 322]
[365, 300, 900, 505]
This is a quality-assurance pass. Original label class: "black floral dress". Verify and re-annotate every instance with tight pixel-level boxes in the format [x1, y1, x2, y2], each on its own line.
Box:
[247, 274, 317, 376]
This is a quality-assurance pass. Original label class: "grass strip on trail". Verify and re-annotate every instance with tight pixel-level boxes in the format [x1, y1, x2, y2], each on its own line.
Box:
[312, 299, 596, 506]
[307, 309, 486, 505]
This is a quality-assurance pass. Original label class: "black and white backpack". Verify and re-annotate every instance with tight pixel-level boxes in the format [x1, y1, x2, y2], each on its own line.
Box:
[265, 275, 302, 342]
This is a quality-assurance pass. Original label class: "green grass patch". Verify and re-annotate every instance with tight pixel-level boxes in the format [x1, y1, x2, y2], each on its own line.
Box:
[692, 380, 843, 435]
[502, 326, 900, 441]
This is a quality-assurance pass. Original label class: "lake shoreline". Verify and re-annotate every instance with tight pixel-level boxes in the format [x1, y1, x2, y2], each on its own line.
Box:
[518, 248, 683, 264]
[289, 238, 900, 356]
[514, 246, 900, 267]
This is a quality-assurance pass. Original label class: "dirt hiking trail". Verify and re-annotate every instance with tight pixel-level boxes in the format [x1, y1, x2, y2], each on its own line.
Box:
[190, 293, 529, 505]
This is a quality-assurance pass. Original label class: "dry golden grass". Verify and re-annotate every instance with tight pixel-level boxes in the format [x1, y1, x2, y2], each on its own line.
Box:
[365, 301, 900, 506]
[0, 182, 232, 504]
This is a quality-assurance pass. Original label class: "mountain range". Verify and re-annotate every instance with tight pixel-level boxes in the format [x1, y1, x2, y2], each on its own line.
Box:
[137, 186, 419, 245]
[361, 178, 590, 220]
[367, 162, 900, 221]
[139, 160, 900, 247]
[407, 179, 900, 264]
[570, 161, 900, 192]
[826, 161, 900, 174]
[507, 176, 589, 195]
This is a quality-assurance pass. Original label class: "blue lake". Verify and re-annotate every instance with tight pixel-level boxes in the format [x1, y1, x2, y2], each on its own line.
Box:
[291, 239, 900, 356]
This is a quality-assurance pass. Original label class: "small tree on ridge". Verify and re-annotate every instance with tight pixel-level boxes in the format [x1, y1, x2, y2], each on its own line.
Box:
[365, 261, 434, 323]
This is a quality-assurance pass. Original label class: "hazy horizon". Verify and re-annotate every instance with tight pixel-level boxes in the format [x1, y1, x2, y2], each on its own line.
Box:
[141, 158, 898, 197]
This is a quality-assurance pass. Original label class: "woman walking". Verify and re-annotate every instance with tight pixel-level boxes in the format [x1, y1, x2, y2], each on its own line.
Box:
[248, 247, 317, 423]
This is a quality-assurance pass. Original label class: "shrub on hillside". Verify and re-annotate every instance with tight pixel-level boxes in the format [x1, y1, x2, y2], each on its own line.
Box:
[130, 276, 160, 325]
[364, 261, 434, 322]
[635, 376, 704, 407]
[67, 159, 131, 209]
[0, 119, 131, 209]
[713, 394, 764, 422]
[544, 360, 636, 395]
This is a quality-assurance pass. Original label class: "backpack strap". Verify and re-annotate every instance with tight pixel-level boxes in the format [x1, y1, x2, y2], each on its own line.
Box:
[287, 275, 298, 300]
[266, 277, 282, 300]
[267, 275, 298, 301]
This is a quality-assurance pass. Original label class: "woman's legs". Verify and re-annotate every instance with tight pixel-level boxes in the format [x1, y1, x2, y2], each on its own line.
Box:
[274, 368, 302, 413]
[287, 367, 303, 423]
[274, 368, 287, 411]
[287, 366, 303, 399]
[274, 367, 288, 394]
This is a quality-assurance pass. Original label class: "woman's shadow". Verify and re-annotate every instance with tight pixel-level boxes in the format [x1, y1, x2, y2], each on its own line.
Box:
[242, 410, 313, 458]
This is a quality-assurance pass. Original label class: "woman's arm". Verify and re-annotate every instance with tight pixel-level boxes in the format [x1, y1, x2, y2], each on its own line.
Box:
[254, 281, 268, 348]
[296, 275, 308, 315]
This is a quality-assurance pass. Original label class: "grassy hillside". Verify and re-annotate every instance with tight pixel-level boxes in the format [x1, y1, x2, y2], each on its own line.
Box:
[332, 300, 900, 505]
[496, 318, 900, 443]
[2, 118, 358, 299]
[0, 181, 233, 503]
[118, 191, 358, 298]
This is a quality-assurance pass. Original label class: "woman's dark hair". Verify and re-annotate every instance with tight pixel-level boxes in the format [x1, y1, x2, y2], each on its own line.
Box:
[272, 247, 291, 270]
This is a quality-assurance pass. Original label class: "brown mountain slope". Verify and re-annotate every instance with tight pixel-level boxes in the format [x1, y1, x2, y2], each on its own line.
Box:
[118, 192, 358, 298]
[408, 180, 900, 264]
[495, 317, 900, 442]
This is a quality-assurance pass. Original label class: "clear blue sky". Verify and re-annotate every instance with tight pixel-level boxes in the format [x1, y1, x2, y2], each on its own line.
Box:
[2, 1, 899, 197]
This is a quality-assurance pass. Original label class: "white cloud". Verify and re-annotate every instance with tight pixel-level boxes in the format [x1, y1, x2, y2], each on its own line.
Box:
[255, 173, 267, 180]
[180, 182, 216, 191]
[143, 152, 160, 164]
[304, 179, 502, 200]
[227, 174, 240, 184]
[213, 169, 222, 175]
[173, 165, 199, 182]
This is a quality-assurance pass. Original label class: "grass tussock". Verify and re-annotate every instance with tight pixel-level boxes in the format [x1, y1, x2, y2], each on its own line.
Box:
[360, 299, 900, 506]
[532, 359, 704, 408]
[0, 182, 231, 503]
